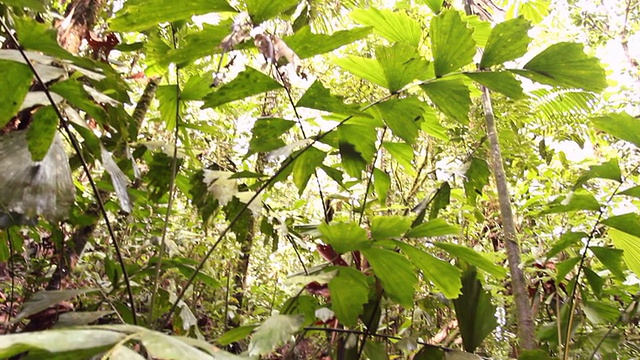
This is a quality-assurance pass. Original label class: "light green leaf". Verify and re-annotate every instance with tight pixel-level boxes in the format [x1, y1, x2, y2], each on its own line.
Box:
[2, 0, 46, 11]
[382, 142, 414, 175]
[431, 10, 476, 77]
[164, 20, 234, 66]
[421, 108, 449, 141]
[435, 243, 507, 279]
[216, 326, 258, 346]
[50, 79, 108, 125]
[480, 17, 531, 69]
[591, 112, 640, 149]
[574, 158, 621, 188]
[421, 78, 471, 124]
[13, 17, 76, 62]
[296, 80, 364, 116]
[363, 247, 417, 307]
[375, 97, 425, 144]
[542, 188, 601, 214]
[583, 300, 620, 325]
[333, 56, 385, 89]
[407, 218, 460, 238]
[518, 42, 607, 92]
[546, 231, 588, 258]
[318, 222, 370, 254]
[202, 67, 282, 108]
[591, 243, 630, 280]
[512, 0, 549, 24]
[464, 15, 492, 48]
[285, 26, 372, 59]
[247, 314, 304, 356]
[350, 8, 422, 47]
[156, 85, 179, 130]
[420, 0, 444, 14]
[464, 158, 490, 205]
[26, 106, 58, 162]
[373, 168, 391, 204]
[110, 0, 235, 32]
[464, 71, 525, 99]
[371, 215, 413, 239]
[292, 147, 326, 194]
[363, 341, 389, 360]
[244, 0, 298, 24]
[0, 60, 33, 129]
[396, 242, 462, 298]
[328, 267, 369, 326]
[556, 257, 580, 281]
[248, 118, 296, 155]
[109, 344, 146, 360]
[181, 73, 213, 101]
[619, 185, 640, 199]
[138, 330, 214, 359]
[453, 266, 498, 352]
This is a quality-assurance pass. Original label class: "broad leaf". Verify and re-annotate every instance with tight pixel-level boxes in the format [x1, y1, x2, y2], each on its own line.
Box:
[110, 0, 235, 32]
[373, 168, 391, 204]
[0, 60, 33, 129]
[318, 222, 370, 253]
[181, 73, 213, 101]
[480, 17, 531, 69]
[422, 108, 449, 141]
[590, 246, 626, 280]
[328, 267, 369, 326]
[430, 182, 451, 220]
[406, 218, 460, 238]
[619, 185, 640, 199]
[464, 157, 490, 205]
[546, 231, 588, 258]
[431, 10, 476, 77]
[363, 341, 389, 360]
[396, 242, 462, 298]
[556, 257, 580, 280]
[202, 67, 282, 108]
[247, 314, 304, 356]
[371, 215, 413, 239]
[296, 80, 364, 116]
[244, 0, 298, 24]
[350, 8, 422, 47]
[421, 78, 472, 124]
[285, 26, 372, 59]
[583, 300, 620, 325]
[363, 247, 417, 307]
[382, 142, 415, 175]
[453, 266, 498, 352]
[50, 79, 108, 125]
[435, 243, 507, 279]
[15, 289, 97, 322]
[2, 0, 46, 11]
[164, 20, 234, 66]
[156, 85, 179, 130]
[216, 326, 257, 346]
[292, 147, 326, 194]
[542, 188, 601, 214]
[14, 17, 77, 62]
[421, 0, 444, 14]
[138, 330, 214, 359]
[574, 158, 621, 188]
[248, 118, 295, 155]
[517, 42, 607, 92]
[464, 71, 525, 99]
[374, 97, 425, 144]
[26, 106, 58, 162]
[591, 112, 640, 149]
[583, 267, 604, 298]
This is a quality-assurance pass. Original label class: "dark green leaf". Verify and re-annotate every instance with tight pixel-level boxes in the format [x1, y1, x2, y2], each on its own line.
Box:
[248, 118, 295, 155]
[430, 182, 451, 220]
[292, 147, 326, 194]
[591, 112, 640, 149]
[518, 42, 607, 92]
[244, 0, 298, 24]
[518, 349, 555, 360]
[556, 257, 580, 280]
[363, 341, 388, 360]
[406, 218, 460, 238]
[0, 60, 33, 129]
[328, 267, 369, 326]
[464, 158, 490, 205]
[574, 158, 621, 188]
[216, 326, 257, 346]
[480, 17, 531, 68]
[546, 231, 588, 258]
[382, 142, 415, 175]
[431, 10, 476, 77]
[453, 265, 498, 352]
[296, 80, 364, 116]
[435, 243, 507, 278]
[414, 347, 445, 360]
[375, 97, 425, 144]
[285, 26, 372, 59]
[110, 0, 235, 32]
[371, 215, 412, 239]
[395, 242, 462, 298]
[14, 17, 76, 62]
[363, 247, 417, 307]
[350, 8, 422, 47]
[373, 168, 391, 204]
[50, 79, 108, 125]
[26, 106, 58, 161]
[464, 71, 525, 99]
[542, 188, 601, 214]
[280, 295, 319, 327]
[421, 78, 471, 124]
[583, 299, 620, 324]
[318, 221, 370, 254]
[421, 108, 449, 141]
[601, 231, 640, 278]
[583, 267, 604, 298]
[0, 329, 125, 359]
[202, 67, 282, 108]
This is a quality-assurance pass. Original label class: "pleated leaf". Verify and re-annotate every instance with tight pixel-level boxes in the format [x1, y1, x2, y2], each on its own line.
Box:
[318, 222, 370, 254]
[480, 17, 531, 69]
[328, 267, 369, 326]
[395, 242, 462, 298]
[431, 10, 476, 77]
[285, 26, 372, 59]
[292, 147, 326, 195]
[435, 243, 507, 279]
[363, 247, 417, 307]
[464, 71, 525, 99]
[421, 78, 471, 124]
[244, 0, 298, 24]
[296, 80, 364, 116]
[591, 112, 640, 149]
[202, 67, 282, 108]
[350, 8, 422, 47]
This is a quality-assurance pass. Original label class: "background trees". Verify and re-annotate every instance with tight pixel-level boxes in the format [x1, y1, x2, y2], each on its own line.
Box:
[0, 0, 639, 359]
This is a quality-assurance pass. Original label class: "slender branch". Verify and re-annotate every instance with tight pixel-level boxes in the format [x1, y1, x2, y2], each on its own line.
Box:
[0, 18, 138, 324]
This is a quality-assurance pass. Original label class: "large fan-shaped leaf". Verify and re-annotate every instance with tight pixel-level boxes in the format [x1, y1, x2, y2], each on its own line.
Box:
[371, 215, 412, 239]
[350, 8, 422, 47]
[296, 80, 364, 116]
[328, 267, 369, 326]
[396, 242, 462, 298]
[363, 247, 417, 307]
[606, 229, 640, 278]
[464, 71, 525, 99]
[318, 222, 370, 253]
[202, 67, 282, 108]
[285, 26, 372, 59]
[421, 78, 471, 124]
[374, 97, 425, 144]
[292, 147, 326, 194]
[431, 10, 475, 77]
[480, 17, 531, 69]
[406, 218, 460, 238]
[244, 0, 298, 24]
[591, 112, 640, 149]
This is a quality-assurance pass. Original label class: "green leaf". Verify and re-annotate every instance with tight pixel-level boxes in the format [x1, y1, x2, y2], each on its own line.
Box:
[373, 168, 391, 204]
[371, 215, 413, 239]
[164, 20, 234, 66]
[2, 0, 46, 11]
[422, 108, 449, 141]
[518, 349, 555, 360]
[406, 218, 460, 238]
[110, 0, 235, 32]
[464, 71, 525, 100]
[574, 158, 622, 188]
[517, 42, 607, 92]
[375, 97, 425, 144]
[435, 243, 507, 279]
[292, 147, 326, 194]
[382, 142, 415, 175]
[181, 73, 213, 101]
[15, 289, 97, 322]
[296, 80, 364, 116]
[542, 188, 601, 214]
[350, 8, 422, 47]
[480, 17, 531, 69]
[591, 112, 640, 149]
[430, 182, 451, 220]
[50, 79, 109, 126]
[0, 60, 33, 129]
[464, 15, 492, 48]
[363, 247, 417, 307]
[592, 242, 632, 279]
[363, 341, 389, 360]
[248, 118, 295, 155]
[137, 328, 219, 359]
[421, 78, 471, 124]
[546, 231, 588, 258]
[26, 106, 58, 162]
[216, 325, 257, 346]
[583, 299, 620, 325]
[328, 267, 369, 326]
[464, 158, 490, 205]
[453, 265, 498, 352]
[156, 85, 179, 130]
[619, 185, 640, 199]
[511, 0, 549, 24]
[583, 267, 604, 298]
[395, 242, 462, 298]
[0, 329, 125, 359]
[318, 222, 371, 254]
[244, 0, 298, 24]
[421, 0, 444, 14]
[431, 10, 476, 77]
[13, 17, 76, 62]
[285, 26, 372, 59]
[202, 67, 282, 108]
[247, 314, 304, 356]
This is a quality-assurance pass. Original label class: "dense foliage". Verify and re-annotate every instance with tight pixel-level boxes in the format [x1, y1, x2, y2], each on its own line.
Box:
[0, 0, 639, 359]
